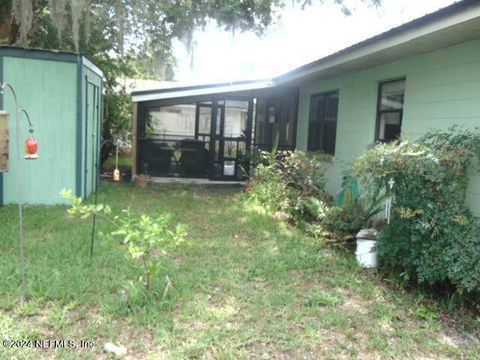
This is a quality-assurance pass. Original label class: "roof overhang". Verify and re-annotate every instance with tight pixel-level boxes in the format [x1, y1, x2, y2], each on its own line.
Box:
[0, 46, 104, 78]
[131, 80, 274, 103]
[131, 1, 480, 103]
[275, 0, 480, 84]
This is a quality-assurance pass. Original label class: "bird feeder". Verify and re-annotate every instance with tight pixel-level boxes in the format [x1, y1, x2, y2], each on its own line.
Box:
[25, 136, 39, 160]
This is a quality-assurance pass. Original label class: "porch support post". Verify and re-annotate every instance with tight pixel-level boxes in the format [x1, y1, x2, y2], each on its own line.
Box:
[132, 101, 138, 179]
[194, 102, 200, 139]
[208, 98, 218, 179]
[246, 98, 254, 152]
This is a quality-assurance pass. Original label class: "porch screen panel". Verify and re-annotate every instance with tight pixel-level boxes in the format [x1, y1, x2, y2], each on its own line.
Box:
[223, 100, 249, 179]
[146, 104, 196, 138]
[254, 98, 267, 149]
[198, 106, 211, 135]
[307, 91, 338, 155]
[254, 92, 297, 151]
[139, 103, 201, 177]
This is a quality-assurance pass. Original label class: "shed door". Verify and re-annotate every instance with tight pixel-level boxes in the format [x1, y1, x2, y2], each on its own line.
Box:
[84, 79, 101, 197]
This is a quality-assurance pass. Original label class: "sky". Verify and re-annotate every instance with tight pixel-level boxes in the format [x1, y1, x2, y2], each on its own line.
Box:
[172, 0, 458, 84]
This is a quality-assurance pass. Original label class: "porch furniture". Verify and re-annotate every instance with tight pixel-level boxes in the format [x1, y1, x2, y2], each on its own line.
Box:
[141, 139, 175, 176]
[178, 139, 208, 177]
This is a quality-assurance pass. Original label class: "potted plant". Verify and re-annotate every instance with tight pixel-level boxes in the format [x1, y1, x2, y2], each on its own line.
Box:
[135, 163, 150, 188]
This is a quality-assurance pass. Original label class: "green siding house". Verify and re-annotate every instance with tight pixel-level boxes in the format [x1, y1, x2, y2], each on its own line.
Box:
[275, 0, 480, 215]
[130, 0, 479, 216]
[0, 47, 103, 205]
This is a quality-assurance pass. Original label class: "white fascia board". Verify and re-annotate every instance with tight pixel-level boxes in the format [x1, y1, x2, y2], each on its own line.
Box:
[82, 56, 104, 78]
[276, 4, 480, 84]
[132, 81, 274, 103]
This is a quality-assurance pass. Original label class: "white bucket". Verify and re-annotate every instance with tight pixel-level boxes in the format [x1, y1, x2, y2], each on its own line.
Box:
[356, 240, 377, 268]
[223, 161, 235, 176]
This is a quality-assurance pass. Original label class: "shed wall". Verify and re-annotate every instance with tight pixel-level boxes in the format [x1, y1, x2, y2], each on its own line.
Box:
[296, 38, 480, 215]
[1, 56, 78, 205]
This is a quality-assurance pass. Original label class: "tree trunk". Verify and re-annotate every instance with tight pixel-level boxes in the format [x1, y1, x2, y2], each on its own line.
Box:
[0, 4, 18, 44]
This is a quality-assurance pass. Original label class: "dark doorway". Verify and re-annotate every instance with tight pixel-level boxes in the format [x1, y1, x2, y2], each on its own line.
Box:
[209, 100, 251, 180]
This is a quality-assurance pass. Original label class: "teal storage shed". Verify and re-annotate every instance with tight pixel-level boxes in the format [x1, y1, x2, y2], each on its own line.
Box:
[0, 46, 103, 205]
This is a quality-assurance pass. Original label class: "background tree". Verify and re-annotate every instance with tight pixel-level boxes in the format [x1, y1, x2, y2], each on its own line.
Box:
[0, 0, 380, 142]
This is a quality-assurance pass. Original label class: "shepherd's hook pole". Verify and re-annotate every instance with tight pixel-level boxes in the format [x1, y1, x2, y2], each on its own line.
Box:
[1, 83, 34, 305]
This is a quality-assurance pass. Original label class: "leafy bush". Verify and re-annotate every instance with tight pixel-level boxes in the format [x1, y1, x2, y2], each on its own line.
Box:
[323, 199, 384, 242]
[247, 162, 288, 212]
[249, 149, 379, 243]
[293, 196, 329, 224]
[322, 174, 385, 242]
[323, 203, 368, 241]
[355, 126, 480, 292]
[278, 151, 330, 199]
[247, 150, 331, 223]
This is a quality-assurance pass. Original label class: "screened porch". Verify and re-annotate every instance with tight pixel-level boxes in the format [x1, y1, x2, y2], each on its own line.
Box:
[132, 83, 298, 181]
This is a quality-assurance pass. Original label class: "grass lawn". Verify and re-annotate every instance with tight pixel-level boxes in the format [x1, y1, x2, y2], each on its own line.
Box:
[104, 153, 132, 169]
[0, 183, 479, 359]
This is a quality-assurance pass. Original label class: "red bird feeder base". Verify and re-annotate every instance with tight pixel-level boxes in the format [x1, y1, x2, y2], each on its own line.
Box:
[24, 137, 38, 160]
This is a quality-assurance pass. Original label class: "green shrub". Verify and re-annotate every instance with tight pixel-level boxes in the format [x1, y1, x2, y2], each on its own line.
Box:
[355, 126, 480, 293]
[323, 203, 368, 241]
[322, 174, 385, 242]
[292, 196, 329, 224]
[247, 162, 288, 212]
[278, 151, 330, 199]
[247, 150, 331, 223]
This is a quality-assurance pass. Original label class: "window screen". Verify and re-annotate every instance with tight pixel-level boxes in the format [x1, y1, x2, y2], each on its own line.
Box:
[307, 91, 339, 155]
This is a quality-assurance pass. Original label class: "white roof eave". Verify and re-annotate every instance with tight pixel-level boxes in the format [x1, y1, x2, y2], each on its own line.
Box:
[275, 3, 480, 84]
[132, 80, 275, 103]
